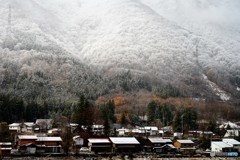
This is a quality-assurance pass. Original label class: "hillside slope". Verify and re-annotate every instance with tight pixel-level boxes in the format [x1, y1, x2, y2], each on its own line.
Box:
[0, 0, 239, 100]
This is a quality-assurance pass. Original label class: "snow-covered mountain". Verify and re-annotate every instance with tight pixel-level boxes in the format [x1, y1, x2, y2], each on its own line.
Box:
[0, 0, 239, 100]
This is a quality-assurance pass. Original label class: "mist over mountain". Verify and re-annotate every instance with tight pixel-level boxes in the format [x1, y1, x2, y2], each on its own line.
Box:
[0, 0, 239, 101]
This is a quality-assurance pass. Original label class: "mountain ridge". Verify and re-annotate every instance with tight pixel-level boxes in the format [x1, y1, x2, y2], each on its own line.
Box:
[0, 0, 239, 100]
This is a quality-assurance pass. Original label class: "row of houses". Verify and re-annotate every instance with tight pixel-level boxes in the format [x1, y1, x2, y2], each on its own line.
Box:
[1, 135, 240, 157]
[8, 120, 240, 138]
[0, 135, 62, 157]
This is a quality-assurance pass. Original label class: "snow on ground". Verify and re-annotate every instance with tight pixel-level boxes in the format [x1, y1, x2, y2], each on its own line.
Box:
[202, 74, 230, 101]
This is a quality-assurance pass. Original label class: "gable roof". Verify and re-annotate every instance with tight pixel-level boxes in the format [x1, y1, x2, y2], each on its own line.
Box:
[109, 137, 140, 145]
[222, 139, 240, 145]
[9, 123, 21, 127]
[219, 121, 240, 129]
[18, 135, 38, 140]
[88, 138, 111, 143]
[177, 140, 194, 144]
[0, 142, 11, 145]
[144, 126, 158, 131]
[24, 122, 35, 127]
[148, 138, 172, 143]
[36, 137, 62, 142]
[212, 142, 232, 148]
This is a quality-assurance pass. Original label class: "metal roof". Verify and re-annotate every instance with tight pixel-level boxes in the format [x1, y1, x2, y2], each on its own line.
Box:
[222, 139, 240, 145]
[0, 142, 11, 145]
[0, 148, 12, 150]
[144, 126, 158, 131]
[18, 135, 38, 139]
[37, 137, 62, 142]
[9, 123, 20, 127]
[212, 142, 232, 148]
[88, 138, 111, 143]
[109, 137, 140, 144]
[177, 140, 194, 144]
[148, 138, 172, 143]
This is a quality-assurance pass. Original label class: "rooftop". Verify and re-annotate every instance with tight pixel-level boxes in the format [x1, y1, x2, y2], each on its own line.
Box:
[148, 138, 172, 143]
[9, 123, 20, 127]
[88, 138, 111, 143]
[109, 137, 140, 145]
[0, 142, 11, 145]
[212, 141, 232, 148]
[18, 135, 38, 140]
[37, 137, 62, 142]
[177, 140, 194, 144]
[222, 139, 240, 145]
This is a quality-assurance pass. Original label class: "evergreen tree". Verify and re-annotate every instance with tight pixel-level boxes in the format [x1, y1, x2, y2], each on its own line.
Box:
[172, 111, 182, 132]
[147, 101, 157, 124]
[120, 113, 127, 126]
[72, 95, 94, 127]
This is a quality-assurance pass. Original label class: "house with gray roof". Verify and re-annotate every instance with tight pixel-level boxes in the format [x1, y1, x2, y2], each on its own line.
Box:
[109, 137, 140, 153]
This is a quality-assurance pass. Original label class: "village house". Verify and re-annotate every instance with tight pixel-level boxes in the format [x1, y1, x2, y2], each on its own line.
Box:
[174, 139, 196, 155]
[48, 128, 61, 136]
[144, 126, 159, 136]
[9, 123, 21, 133]
[188, 130, 213, 138]
[117, 128, 131, 136]
[88, 138, 112, 153]
[109, 137, 141, 153]
[36, 119, 53, 132]
[73, 136, 84, 153]
[36, 136, 62, 153]
[22, 122, 39, 133]
[144, 137, 174, 154]
[222, 139, 240, 153]
[70, 123, 79, 133]
[18, 135, 37, 145]
[91, 125, 104, 136]
[224, 130, 240, 137]
[9, 122, 39, 133]
[17, 135, 38, 154]
[0, 142, 12, 157]
[211, 141, 235, 153]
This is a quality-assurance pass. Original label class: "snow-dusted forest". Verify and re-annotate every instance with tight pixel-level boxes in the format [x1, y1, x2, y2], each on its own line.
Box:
[0, 0, 239, 101]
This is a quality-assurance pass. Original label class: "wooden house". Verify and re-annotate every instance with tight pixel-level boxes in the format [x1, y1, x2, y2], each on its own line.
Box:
[18, 135, 38, 146]
[9, 123, 21, 133]
[17, 135, 38, 154]
[211, 141, 235, 153]
[0, 142, 12, 157]
[88, 138, 112, 153]
[222, 139, 240, 153]
[109, 137, 140, 153]
[91, 125, 104, 136]
[145, 137, 172, 153]
[22, 122, 39, 133]
[174, 139, 196, 155]
[36, 137, 62, 153]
